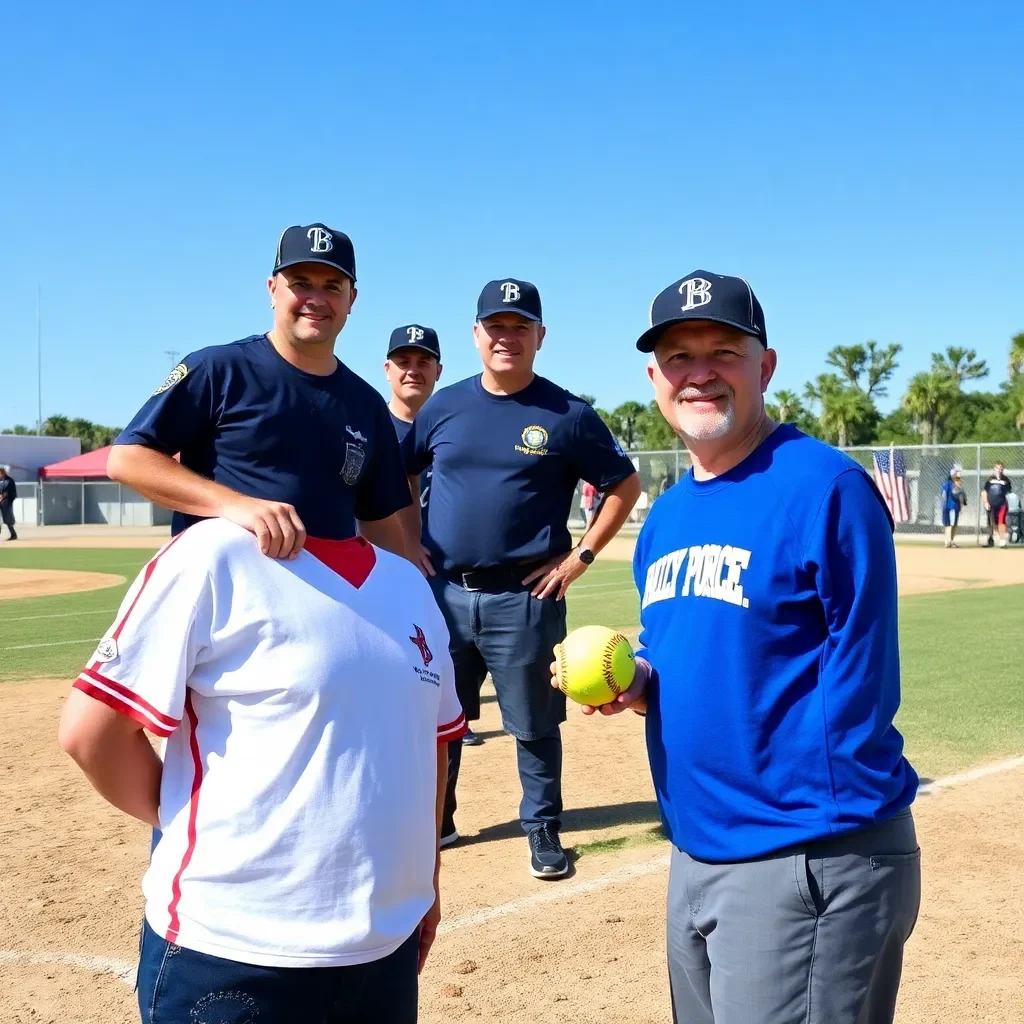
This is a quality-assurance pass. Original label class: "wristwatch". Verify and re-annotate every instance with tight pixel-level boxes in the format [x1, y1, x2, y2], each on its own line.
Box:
[576, 545, 595, 565]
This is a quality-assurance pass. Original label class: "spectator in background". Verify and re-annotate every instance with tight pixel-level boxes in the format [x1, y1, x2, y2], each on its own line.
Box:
[580, 481, 599, 529]
[940, 467, 967, 548]
[0, 467, 17, 541]
[982, 462, 1013, 548]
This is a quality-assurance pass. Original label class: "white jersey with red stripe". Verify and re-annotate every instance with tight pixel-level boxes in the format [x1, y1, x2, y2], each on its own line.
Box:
[74, 518, 466, 968]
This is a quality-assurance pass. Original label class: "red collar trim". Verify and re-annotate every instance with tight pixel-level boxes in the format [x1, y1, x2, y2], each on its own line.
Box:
[303, 537, 377, 589]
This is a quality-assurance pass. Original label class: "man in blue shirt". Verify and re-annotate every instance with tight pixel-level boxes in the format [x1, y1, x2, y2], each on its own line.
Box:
[386, 324, 442, 525]
[403, 279, 641, 878]
[559, 272, 921, 1023]
[107, 223, 411, 559]
[386, 325, 479, 752]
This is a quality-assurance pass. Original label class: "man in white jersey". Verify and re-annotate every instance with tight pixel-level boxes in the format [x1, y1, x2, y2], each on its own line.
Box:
[59, 518, 465, 1023]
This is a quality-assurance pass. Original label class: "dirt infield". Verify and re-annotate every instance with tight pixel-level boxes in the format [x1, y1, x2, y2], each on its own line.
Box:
[2, 678, 1023, 1023]
[2, 539, 1022, 1022]
[0, 568, 126, 601]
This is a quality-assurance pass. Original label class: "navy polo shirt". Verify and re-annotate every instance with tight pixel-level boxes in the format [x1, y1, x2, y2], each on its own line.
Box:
[390, 413, 431, 518]
[116, 335, 411, 539]
[402, 374, 636, 570]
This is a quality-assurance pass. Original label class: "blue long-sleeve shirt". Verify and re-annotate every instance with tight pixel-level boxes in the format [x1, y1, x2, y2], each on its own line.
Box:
[633, 425, 918, 862]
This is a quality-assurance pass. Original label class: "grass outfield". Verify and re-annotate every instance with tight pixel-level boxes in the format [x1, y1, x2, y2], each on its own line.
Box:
[1, 547, 1021, 780]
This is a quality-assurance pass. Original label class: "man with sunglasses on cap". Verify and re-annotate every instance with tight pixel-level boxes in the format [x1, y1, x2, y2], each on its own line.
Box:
[560, 272, 921, 1022]
[402, 279, 640, 878]
[107, 223, 411, 560]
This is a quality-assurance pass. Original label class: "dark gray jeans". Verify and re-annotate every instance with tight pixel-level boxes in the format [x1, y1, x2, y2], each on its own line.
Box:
[668, 808, 921, 1023]
[429, 575, 567, 834]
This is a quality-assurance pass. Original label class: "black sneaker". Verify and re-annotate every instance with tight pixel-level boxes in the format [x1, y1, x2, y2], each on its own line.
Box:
[462, 728, 483, 746]
[528, 824, 569, 879]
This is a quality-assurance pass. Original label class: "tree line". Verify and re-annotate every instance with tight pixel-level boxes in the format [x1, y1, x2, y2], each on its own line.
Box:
[584, 332, 1024, 450]
[5, 332, 1023, 456]
[1, 416, 122, 453]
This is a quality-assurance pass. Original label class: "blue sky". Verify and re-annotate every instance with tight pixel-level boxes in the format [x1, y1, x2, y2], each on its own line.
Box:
[3, 1, 1022, 430]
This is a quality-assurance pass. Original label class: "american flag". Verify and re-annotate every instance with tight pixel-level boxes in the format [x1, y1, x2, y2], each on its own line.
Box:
[872, 447, 911, 522]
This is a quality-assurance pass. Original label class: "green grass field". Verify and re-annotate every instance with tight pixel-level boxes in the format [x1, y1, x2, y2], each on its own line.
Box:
[1, 548, 1021, 781]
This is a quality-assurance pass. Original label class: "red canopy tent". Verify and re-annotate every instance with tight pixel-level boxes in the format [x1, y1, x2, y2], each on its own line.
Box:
[39, 446, 113, 479]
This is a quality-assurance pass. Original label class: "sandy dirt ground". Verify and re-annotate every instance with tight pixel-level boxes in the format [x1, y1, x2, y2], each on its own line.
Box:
[1, 534, 1022, 1022]
[2, 677, 1023, 1024]
[0, 568, 126, 601]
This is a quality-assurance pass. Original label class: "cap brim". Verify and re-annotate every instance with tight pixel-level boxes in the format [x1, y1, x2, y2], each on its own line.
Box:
[274, 258, 355, 283]
[387, 343, 441, 359]
[635, 315, 765, 352]
[476, 307, 542, 323]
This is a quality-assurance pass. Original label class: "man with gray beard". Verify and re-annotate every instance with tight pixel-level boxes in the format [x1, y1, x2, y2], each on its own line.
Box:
[559, 271, 921, 1023]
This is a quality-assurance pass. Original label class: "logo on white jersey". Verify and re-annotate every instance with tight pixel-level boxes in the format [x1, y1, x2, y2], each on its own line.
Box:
[409, 625, 433, 667]
[307, 227, 333, 253]
[406, 326, 425, 343]
[641, 543, 752, 610]
[500, 281, 520, 303]
[345, 426, 367, 443]
[93, 637, 119, 663]
[153, 362, 188, 396]
[679, 277, 712, 312]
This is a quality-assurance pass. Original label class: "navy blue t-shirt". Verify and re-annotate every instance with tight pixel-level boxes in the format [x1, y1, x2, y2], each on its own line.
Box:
[390, 412, 431, 519]
[633, 425, 918, 862]
[402, 374, 635, 570]
[116, 335, 411, 539]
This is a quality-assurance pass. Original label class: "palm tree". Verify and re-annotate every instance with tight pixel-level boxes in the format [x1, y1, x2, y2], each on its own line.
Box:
[1009, 332, 1024, 379]
[804, 374, 869, 447]
[41, 414, 72, 437]
[825, 342, 900, 398]
[612, 401, 646, 449]
[931, 346, 988, 390]
[578, 393, 597, 407]
[768, 389, 804, 424]
[902, 371, 957, 444]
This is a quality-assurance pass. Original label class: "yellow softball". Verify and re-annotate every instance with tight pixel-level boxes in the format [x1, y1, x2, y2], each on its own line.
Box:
[554, 625, 636, 707]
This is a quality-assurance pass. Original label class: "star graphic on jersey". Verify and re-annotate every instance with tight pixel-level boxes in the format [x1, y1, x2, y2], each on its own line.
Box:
[409, 625, 433, 667]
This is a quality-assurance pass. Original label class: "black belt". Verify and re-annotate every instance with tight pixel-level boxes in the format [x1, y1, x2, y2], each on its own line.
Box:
[445, 558, 551, 593]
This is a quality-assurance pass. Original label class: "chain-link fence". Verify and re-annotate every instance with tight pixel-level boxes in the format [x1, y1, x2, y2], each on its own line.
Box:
[571, 442, 1024, 542]
[9, 482, 174, 527]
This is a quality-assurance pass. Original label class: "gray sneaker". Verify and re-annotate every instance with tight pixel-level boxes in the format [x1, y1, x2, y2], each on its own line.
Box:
[462, 728, 483, 746]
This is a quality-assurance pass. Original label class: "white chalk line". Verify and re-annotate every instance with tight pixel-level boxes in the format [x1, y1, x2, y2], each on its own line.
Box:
[4, 636, 100, 651]
[916, 754, 1024, 795]
[2, 608, 118, 623]
[6, 753, 1023, 987]
[436, 852, 670, 935]
[0, 949, 135, 986]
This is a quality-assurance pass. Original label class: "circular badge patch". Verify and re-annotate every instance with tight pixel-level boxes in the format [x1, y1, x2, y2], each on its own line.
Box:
[522, 425, 548, 450]
[153, 362, 189, 396]
[94, 638, 118, 663]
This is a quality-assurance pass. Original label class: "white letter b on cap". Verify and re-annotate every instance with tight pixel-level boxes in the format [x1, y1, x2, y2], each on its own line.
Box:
[679, 277, 712, 311]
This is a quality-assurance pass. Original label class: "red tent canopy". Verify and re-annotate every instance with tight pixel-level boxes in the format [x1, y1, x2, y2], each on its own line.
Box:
[39, 446, 113, 479]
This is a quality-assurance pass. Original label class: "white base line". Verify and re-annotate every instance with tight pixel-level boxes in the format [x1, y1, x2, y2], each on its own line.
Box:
[437, 854, 670, 936]
[3, 637, 100, 651]
[0, 949, 135, 985]
[5, 753, 1024, 988]
[916, 754, 1024, 795]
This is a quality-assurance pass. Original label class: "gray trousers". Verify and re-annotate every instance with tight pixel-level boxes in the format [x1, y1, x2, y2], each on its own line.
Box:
[668, 808, 921, 1024]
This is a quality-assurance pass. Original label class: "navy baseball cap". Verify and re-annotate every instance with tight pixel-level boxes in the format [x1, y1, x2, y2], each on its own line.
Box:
[273, 223, 356, 283]
[387, 324, 441, 360]
[476, 278, 542, 323]
[636, 271, 766, 352]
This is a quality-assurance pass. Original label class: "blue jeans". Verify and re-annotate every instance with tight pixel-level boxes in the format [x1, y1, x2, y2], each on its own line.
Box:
[429, 575, 567, 835]
[137, 921, 419, 1023]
